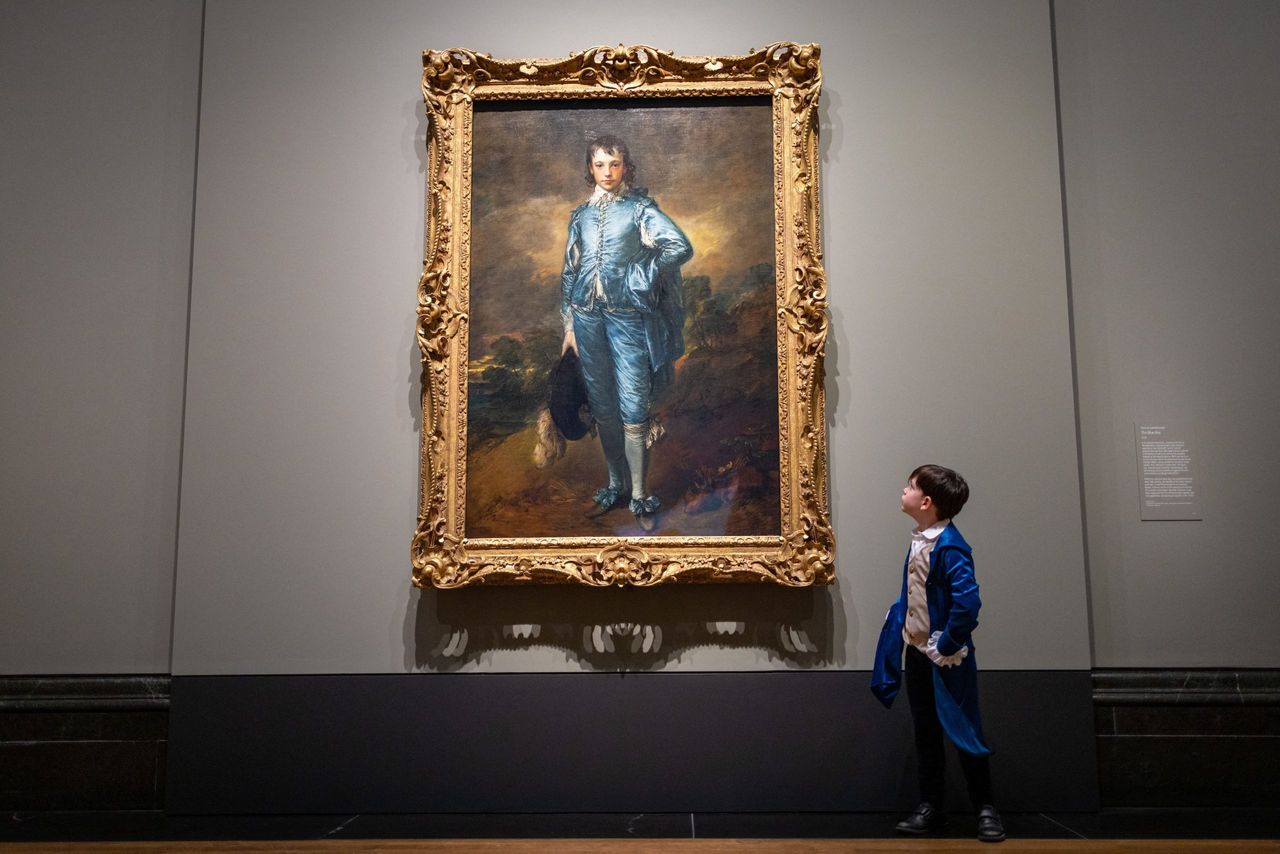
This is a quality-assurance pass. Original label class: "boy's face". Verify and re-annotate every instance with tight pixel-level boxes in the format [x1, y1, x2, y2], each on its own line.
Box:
[590, 147, 626, 192]
[900, 477, 934, 523]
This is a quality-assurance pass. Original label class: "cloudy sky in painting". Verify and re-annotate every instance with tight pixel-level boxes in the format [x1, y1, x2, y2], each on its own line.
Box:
[468, 99, 774, 356]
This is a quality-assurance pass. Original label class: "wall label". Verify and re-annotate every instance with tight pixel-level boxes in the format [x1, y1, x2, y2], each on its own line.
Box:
[1135, 422, 1202, 521]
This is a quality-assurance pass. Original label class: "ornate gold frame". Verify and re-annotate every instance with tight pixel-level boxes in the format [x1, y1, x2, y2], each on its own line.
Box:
[413, 43, 832, 588]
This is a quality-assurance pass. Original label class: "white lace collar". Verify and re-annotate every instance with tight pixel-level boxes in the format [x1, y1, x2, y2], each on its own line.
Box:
[588, 182, 629, 206]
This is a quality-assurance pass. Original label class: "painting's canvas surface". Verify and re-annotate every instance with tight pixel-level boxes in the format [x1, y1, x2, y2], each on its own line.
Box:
[465, 99, 780, 538]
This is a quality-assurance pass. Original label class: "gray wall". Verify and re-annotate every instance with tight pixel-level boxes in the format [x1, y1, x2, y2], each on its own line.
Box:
[6, 0, 1273, 678]
[1055, 0, 1280, 667]
[169, 0, 1089, 674]
[0, 0, 202, 673]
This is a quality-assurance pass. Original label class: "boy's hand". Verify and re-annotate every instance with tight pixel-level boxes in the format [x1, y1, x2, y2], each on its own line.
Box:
[926, 630, 968, 667]
[561, 324, 577, 355]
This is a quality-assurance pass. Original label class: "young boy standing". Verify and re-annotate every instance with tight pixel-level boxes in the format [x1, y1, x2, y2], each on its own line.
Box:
[559, 134, 692, 532]
[871, 464, 1006, 843]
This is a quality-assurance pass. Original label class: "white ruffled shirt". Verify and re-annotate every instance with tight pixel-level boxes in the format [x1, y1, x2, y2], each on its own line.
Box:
[903, 519, 969, 668]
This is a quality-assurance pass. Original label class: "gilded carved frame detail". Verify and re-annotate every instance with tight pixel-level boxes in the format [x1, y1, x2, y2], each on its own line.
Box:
[412, 43, 832, 587]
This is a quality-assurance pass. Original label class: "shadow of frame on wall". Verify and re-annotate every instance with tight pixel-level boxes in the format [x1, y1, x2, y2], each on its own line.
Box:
[405, 583, 844, 672]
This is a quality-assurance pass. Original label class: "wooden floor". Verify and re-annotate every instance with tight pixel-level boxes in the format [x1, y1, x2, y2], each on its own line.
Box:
[2, 841, 1278, 853]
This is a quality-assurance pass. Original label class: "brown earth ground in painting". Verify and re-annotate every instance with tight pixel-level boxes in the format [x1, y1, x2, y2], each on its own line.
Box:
[465, 361, 780, 539]
[464, 400, 780, 539]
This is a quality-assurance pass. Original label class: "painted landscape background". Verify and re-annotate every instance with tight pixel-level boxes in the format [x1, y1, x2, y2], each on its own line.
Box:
[465, 99, 779, 538]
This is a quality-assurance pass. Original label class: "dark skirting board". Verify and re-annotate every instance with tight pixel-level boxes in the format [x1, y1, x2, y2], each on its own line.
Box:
[166, 670, 1097, 814]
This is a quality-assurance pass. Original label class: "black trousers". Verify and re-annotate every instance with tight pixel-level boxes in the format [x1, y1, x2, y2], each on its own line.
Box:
[904, 644, 994, 810]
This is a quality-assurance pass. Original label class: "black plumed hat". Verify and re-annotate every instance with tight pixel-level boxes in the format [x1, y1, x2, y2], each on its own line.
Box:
[548, 350, 592, 440]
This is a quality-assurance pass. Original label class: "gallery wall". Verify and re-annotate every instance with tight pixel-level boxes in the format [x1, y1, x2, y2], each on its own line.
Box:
[0, 0, 202, 673]
[7, 0, 1274, 678]
[168, 0, 1089, 675]
[1054, 0, 1280, 667]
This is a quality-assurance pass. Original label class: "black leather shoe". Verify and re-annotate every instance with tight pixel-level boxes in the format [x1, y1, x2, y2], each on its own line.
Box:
[977, 805, 1006, 843]
[894, 802, 947, 835]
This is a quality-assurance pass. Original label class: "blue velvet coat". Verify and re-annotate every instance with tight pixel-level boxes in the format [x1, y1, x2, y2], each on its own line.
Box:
[870, 522, 992, 756]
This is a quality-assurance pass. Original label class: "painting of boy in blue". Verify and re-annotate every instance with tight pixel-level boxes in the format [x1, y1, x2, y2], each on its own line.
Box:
[560, 135, 693, 532]
[464, 101, 778, 539]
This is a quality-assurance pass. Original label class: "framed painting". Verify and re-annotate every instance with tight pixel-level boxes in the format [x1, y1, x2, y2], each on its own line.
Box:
[412, 43, 832, 587]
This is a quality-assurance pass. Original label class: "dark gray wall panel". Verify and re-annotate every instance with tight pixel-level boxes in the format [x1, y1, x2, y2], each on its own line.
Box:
[167, 672, 1096, 813]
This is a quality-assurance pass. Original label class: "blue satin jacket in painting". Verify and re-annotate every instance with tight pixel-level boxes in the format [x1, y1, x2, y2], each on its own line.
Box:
[561, 188, 692, 370]
[870, 522, 992, 756]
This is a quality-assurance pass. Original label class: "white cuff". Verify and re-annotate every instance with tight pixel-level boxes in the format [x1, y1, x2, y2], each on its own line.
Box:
[926, 630, 968, 667]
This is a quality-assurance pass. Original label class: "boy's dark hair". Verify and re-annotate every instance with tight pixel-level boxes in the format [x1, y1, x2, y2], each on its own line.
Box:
[911, 464, 969, 520]
[583, 134, 637, 186]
